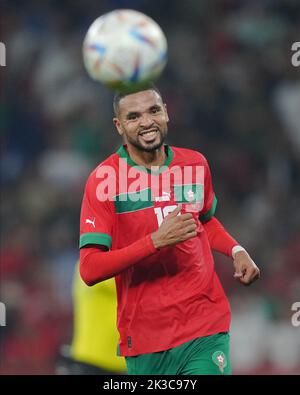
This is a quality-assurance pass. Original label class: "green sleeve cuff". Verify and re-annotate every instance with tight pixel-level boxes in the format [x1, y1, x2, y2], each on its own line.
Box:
[79, 233, 112, 249]
[199, 195, 217, 223]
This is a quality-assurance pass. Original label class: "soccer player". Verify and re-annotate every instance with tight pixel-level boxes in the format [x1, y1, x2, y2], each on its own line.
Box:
[79, 85, 260, 375]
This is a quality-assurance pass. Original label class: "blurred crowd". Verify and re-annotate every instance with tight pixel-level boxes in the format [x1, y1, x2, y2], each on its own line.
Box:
[1, 0, 300, 374]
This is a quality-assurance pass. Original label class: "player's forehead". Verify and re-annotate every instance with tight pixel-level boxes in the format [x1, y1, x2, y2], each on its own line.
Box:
[118, 89, 163, 115]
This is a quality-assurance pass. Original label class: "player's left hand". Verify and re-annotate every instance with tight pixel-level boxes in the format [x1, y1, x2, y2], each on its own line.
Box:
[233, 251, 260, 286]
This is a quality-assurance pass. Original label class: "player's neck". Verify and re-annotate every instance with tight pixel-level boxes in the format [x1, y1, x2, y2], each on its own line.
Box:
[125, 144, 166, 169]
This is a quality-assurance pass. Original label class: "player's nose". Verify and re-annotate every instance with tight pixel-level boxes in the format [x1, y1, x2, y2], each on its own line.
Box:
[139, 113, 154, 128]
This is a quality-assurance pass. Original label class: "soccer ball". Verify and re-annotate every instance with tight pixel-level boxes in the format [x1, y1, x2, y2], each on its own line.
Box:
[82, 9, 168, 92]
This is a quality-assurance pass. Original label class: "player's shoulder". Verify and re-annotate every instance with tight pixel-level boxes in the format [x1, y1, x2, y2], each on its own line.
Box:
[171, 145, 209, 166]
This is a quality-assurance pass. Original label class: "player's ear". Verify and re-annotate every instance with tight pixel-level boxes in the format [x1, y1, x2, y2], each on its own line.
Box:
[113, 117, 124, 136]
[164, 103, 169, 123]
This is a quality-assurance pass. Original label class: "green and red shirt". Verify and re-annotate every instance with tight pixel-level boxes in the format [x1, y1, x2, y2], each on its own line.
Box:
[79, 145, 231, 356]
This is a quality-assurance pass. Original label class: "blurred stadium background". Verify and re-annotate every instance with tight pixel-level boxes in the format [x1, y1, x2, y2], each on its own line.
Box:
[1, 0, 300, 375]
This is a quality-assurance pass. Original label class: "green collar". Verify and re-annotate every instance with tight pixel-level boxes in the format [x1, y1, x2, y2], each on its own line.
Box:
[116, 144, 174, 174]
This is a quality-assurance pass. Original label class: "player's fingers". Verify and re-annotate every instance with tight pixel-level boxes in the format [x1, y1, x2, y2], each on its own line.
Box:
[255, 267, 261, 279]
[168, 204, 182, 217]
[250, 267, 261, 282]
[233, 272, 243, 279]
[181, 230, 197, 240]
[183, 223, 197, 233]
[240, 267, 259, 285]
[182, 218, 197, 227]
[180, 213, 194, 221]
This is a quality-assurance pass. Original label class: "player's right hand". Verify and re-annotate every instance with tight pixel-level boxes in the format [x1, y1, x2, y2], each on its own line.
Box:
[151, 204, 198, 249]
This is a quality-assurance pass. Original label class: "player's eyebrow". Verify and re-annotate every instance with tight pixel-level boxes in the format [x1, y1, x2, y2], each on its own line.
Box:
[149, 104, 161, 111]
[126, 111, 140, 119]
[125, 104, 162, 119]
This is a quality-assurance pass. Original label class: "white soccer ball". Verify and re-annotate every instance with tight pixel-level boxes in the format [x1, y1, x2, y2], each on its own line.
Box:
[82, 9, 168, 91]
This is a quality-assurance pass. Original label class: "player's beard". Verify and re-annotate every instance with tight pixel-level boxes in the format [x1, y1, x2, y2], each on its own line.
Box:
[126, 126, 168, 153]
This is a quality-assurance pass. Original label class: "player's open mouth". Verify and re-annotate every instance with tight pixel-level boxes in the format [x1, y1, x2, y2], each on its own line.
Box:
[139, 129, 158, 142]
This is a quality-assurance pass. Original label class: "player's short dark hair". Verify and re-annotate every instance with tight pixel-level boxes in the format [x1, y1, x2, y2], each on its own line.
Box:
[113, 83, 162, 116]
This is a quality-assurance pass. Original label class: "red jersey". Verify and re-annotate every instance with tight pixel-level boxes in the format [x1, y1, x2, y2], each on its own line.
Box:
[79, 145, 231, 356]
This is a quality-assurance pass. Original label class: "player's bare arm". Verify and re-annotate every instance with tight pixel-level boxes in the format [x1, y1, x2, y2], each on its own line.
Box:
[151, 204, 197, 249]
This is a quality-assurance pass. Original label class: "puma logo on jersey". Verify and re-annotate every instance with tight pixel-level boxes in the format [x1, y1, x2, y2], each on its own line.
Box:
[85, 218, 96, 228]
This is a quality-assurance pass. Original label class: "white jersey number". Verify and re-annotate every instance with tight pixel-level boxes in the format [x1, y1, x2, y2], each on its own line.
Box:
[154, 205, 178, 227]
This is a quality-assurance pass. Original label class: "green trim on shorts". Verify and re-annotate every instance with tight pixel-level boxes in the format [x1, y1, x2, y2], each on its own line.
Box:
[125, 332, 231, 375]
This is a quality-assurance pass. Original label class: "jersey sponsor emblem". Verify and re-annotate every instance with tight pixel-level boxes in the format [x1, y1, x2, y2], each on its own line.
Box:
[85, 217, 96, 228]
[184, 189, 201, 212]
[187, 189, 195, 201]
[173, 184, 203, 205]
[212, 351, 227, 373]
